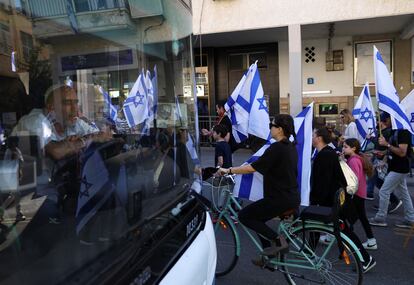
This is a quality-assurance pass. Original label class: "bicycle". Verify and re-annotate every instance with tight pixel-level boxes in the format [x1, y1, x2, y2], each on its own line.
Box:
[204, 176, 364, 285]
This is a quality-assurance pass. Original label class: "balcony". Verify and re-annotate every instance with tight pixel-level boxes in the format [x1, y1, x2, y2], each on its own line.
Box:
[27, 0, 133, 38]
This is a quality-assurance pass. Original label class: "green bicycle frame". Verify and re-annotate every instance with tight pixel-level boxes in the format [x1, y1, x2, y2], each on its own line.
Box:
[213, 185, 365, 271]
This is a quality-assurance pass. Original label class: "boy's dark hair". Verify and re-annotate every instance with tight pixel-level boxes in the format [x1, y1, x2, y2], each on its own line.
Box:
[213, 124, 228, 138]
[216, 100, 227, 109]
[314, 127, 332, 144]
[273, 114, 296, 143]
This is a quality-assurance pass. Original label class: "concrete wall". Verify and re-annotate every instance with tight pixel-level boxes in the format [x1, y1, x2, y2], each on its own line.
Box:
[279, 36, 353, 98]
[193, 0, 414, 35]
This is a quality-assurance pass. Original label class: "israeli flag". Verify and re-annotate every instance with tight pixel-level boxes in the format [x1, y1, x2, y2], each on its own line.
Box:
[373, 46, 414, 134]
[400, 88, 414, 131]
[232, 140, 273, 201]
[352, 83, 376, 143]
[11, 51, 16, 72]
[293, 102, 313, 206]
[76, 149, 115, 235]
[142, 70, 155, 135]
[233, 103, 313, 205]
[225, 62, 270, 143]
[99, 86, 118, 122]
[123, 72, 148, 128]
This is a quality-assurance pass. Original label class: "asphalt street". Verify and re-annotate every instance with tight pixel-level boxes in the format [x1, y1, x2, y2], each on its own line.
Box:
[200, 147, 414, 285]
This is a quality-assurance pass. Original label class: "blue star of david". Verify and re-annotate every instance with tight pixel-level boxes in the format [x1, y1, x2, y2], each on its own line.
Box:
[360, 107, 373, 123]
[257, 97, 268, 113]
[411, 113, 414, 123]
[133, 93, 145, 107]
[79, 175, 92, 198]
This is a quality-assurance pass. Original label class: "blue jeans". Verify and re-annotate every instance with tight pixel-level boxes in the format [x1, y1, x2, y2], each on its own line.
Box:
[375, 171, 414, 222]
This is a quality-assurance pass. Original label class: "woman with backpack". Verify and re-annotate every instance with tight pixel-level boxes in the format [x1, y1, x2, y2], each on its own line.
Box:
[343, 138, 377, 250]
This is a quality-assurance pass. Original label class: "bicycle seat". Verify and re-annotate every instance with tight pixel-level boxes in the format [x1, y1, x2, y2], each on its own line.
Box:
[299, 205, 332, 223]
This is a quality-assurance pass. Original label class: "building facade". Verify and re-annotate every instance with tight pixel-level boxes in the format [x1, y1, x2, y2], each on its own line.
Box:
[192, 0, 414, 127]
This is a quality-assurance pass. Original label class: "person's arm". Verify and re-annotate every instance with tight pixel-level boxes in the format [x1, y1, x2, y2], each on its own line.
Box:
[378, 135, 408, 158]
[218, 164, 255, 175]
[45, 137, 85, 160]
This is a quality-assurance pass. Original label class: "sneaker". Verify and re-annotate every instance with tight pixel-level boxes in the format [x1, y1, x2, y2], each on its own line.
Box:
[15, 213, 26, 222]
[395, 219, 414, 229]
[362, 256, 376, 273]
[362, 239, 378, 250]
[369, 217, 387, 227]
[388, 200, 403, 214]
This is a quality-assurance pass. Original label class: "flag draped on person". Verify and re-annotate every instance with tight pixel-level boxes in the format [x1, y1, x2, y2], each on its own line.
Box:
[123, 72, 148, 127]
[232, 140, 273, 201]
[225, 62, 270, 142]
[232, 103, 313, 206]
[373, 46, 414, 134]
[98, 85, 118, 122]
[352, 83, 377, 143]
[400, 88, 414, 131]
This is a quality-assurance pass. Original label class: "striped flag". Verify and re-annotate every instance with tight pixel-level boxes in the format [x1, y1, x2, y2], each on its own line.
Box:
[76, 148, 115, 235]
[98, 86, 118, 122]
[232, 103, 313, 205]
[373, 46, 414, 134]
[123, 72, 148, 127]
[400, 88, 414, 131]
[225, 62, 270, 143]
[293, 102, 313, 206]
[352, 83, 377, 143]
[232, 140, 273, 201]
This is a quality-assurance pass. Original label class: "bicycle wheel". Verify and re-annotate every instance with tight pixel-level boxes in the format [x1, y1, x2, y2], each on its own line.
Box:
[279, 226, 362, 285]
[213, 213, 239, 276]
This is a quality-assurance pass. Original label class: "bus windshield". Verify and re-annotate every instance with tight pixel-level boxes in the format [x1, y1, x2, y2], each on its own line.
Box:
[0, 1, 198, 283]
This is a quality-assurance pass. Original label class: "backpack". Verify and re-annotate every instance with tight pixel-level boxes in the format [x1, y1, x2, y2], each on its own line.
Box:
[339, 159, 359, 195]
[391, 130, 413, 159]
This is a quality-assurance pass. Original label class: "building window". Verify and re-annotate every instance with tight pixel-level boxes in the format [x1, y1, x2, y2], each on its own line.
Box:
[229, 54, 246, 70]
[249, 52, 267, 68]
[0, 23, 11, 55]
[229, 52, 267, 70]
[354, 40, 392, 87]
[20, 31, 33, 62]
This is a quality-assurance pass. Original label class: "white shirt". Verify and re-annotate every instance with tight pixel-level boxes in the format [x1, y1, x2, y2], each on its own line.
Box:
[343, 121, 359, 140]
[11, 108, 53, 149]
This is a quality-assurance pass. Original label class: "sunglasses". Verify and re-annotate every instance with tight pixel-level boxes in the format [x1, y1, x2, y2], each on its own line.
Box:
[269, 123, 279, 129]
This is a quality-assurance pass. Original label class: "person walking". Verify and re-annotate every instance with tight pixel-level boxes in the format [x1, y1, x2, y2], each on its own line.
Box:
[369, 126, 414, 229]
[343, 138, 377, 250]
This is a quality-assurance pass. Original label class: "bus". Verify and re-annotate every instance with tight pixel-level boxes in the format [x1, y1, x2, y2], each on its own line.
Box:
[0, 0, 216, 284]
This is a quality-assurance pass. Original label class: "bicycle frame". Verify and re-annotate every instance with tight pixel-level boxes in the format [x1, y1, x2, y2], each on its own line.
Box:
[213, 185, 365, 272]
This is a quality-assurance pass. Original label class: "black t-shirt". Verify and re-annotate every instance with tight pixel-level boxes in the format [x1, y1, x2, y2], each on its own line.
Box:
[311, 146, 347, 207]
[219, 116, 239, 153]
[388, 130, 411, 174]
[215, 141, 232, 168]
[251, 140, 300, 206]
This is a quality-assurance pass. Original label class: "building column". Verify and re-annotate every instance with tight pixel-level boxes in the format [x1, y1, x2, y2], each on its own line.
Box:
[288, 24, 303, 116]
